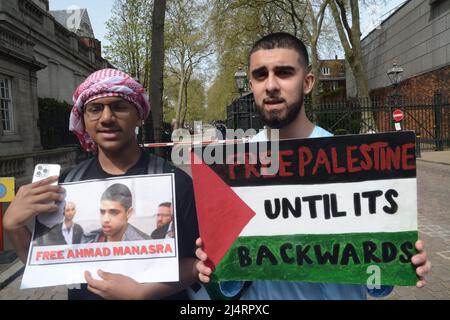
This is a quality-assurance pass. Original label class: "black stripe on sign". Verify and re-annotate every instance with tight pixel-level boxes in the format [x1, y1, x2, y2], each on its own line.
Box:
[193, 131, 416, 187]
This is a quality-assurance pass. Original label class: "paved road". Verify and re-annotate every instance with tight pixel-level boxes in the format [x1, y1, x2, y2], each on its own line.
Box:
[1, 161, 449, 300]
[0, 274, 67, 300]
[376, 160, 450, 300]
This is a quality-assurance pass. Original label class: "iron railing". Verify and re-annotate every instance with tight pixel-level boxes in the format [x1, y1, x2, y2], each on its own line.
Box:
[226, 93, 449, 151]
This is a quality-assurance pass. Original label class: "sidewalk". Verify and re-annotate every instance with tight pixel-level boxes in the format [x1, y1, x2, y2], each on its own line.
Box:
[418, 150, 450, 166]
[0, 259, 24, 291]
[1, 150, 449, 298]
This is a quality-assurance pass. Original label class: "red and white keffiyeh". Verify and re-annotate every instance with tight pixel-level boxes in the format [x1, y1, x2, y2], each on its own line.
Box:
[69, 69, 150, 152]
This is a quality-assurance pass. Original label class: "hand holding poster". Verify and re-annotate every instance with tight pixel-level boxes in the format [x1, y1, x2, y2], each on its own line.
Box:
[21, 174, 178, 289]
[191, 131, 418, 286]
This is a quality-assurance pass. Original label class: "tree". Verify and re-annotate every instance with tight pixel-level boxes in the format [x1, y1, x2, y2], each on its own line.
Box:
[146, 0, 167, 143]
[328, 0, 377, 132]
[163, 75, 206, 124]
[205, 1, 270, 121]
[104, 0, 153, 83]
[165, 0, 213, 129]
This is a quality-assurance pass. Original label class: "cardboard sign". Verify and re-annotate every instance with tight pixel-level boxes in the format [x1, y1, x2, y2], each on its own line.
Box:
[21, 174, 179, 289]
[191, 131, 418, 286]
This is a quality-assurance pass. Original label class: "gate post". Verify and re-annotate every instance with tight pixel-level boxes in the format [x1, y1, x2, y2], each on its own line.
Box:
[433, 92, 443, 151]
[416, 134, 421, 158]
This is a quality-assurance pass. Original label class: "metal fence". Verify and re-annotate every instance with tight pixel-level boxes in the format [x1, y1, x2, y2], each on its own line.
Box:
[306, 93, 449, 151]
[226, 93, 449, 151]
[226, 92, 263, 133]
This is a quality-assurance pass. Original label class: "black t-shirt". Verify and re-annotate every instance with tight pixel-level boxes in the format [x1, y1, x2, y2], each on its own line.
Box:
[61, 151, 199, 300]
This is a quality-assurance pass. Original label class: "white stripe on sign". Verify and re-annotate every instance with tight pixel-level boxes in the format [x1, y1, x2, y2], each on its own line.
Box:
[233, 178, 417, 236]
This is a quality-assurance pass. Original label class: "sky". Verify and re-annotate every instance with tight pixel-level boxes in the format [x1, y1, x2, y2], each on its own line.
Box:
[49, 0, 407, 57]
[360, 0, 407, 37]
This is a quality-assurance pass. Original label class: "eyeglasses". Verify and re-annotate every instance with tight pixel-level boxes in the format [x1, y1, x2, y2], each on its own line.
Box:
[83, 101, 133, 120]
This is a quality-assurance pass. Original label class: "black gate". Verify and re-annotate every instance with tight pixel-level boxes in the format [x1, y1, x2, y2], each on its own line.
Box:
[226, 92, 263, 132]
[306, 94, 450, 151]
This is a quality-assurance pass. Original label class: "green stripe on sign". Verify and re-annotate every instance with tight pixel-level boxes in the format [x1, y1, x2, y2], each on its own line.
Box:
[211, 231, 418, 286]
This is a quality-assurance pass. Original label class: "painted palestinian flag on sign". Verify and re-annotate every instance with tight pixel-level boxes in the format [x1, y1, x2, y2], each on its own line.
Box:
[191, 131, 418, 286]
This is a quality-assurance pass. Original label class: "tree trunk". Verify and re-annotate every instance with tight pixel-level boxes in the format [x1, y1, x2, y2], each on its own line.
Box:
[181, 78, 189, 126]
[146, 0, 166, 143]
[328, 0, 377, 133]
[174, 74, 185, 129]
[310, 44, 321, 108]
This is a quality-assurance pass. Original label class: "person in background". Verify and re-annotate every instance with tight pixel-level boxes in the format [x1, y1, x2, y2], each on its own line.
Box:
[34, 201, 84, 246]
[151, 202, 175, 239]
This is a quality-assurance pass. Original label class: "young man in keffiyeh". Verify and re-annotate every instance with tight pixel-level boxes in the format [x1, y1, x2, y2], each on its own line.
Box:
[4, 69, 199, 300]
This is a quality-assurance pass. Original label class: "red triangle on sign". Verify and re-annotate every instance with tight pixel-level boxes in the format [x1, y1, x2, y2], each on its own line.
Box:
[191, 152, 255, 270]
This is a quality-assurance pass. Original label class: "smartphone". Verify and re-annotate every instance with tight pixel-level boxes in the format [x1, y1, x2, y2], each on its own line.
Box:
[32, 164, 61, 184]
[32, 164, 63, 227]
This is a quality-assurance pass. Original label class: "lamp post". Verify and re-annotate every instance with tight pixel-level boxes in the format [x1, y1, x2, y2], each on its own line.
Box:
[234, 66, 248, 96]
[387, 62, 404, 87]
[233, 66, 252, 129]
[387, 62, 404, 131]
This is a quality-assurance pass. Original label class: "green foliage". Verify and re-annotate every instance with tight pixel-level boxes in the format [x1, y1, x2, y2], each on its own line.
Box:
[163, 75, 207, 123]
[185, 79, 206, 122]
[104, 0, 153, 87]
[165, 0, 213, 128]
[38, 98, 78, 149]
[205, 0, 267, 122]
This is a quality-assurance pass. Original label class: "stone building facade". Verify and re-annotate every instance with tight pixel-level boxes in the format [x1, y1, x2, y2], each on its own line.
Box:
[0, 0, 109, 157]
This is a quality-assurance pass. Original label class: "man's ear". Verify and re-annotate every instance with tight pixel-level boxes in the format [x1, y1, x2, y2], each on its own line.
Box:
[303, 72, 315, 95]
[126, 208, 134, 220]
[248, 78, 253, 91]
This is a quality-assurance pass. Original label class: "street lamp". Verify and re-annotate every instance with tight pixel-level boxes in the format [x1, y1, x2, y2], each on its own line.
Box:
[234, 66, 248, 95]
[387, 62, 404, 87]
[387, 62, 404, 131]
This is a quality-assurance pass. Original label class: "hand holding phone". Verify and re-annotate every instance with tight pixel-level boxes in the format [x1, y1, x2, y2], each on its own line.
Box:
[32, 164, 64, 227]
[3, 164, 64, 232]
[32, 164, 61, 184]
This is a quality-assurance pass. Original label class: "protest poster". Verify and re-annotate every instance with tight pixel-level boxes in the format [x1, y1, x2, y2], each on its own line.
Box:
[191, 131, 418, 286]
[21, 174, 178, 289]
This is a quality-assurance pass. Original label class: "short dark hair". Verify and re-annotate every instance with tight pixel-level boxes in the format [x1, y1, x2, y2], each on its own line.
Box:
[101, 183, 132, 211]
[248, 32, 309, 69]
[159, 202, 172, 208]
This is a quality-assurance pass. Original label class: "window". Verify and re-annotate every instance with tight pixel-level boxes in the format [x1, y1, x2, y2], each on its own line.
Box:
[0, 77, 14, 132]
[321, 67, 330, 75]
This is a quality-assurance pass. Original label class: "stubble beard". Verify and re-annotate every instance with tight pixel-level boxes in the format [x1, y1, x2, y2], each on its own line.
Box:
[256, 94, 304, 129]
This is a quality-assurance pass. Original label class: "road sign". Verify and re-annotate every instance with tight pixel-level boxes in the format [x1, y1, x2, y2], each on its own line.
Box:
[0, 177, 15, 252]
[0, 177, 15, 203]
[393, 109, 404, 122]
